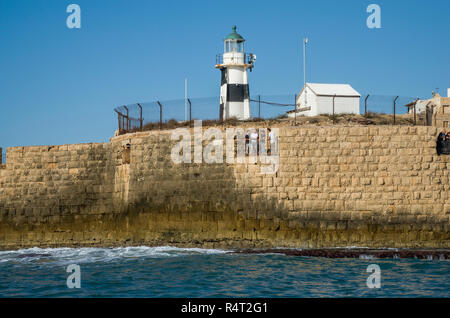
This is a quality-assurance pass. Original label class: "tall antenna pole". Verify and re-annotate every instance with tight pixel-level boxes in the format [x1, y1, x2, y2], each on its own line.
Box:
[303, 38, 308, 88]
[303, 37, 308, 107]
[185, 78, 187, 122]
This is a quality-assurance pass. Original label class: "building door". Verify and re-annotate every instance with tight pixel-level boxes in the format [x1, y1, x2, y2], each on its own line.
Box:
[426, 106, 433, 126]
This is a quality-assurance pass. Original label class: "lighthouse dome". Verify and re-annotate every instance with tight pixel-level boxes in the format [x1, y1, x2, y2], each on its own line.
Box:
[224, 26, 245, 53]
[225, 25, 244, 41]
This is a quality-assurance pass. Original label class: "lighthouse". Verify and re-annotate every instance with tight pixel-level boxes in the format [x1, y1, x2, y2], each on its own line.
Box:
[215, 26, 255, 121]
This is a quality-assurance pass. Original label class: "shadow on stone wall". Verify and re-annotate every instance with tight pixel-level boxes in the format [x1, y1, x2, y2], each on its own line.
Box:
[0, 127, 449, 250]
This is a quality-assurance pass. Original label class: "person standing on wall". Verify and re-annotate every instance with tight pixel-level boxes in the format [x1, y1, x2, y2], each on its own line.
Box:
[245, 131, 250, 155]
[268, 128, 276, 155]
[259, 129, 266, 155]
[437, 130, 446, 155]
[250, 130, 258, 156]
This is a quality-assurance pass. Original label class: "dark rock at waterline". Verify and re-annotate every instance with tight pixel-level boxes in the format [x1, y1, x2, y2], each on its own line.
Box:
[232, 249, 450, 260]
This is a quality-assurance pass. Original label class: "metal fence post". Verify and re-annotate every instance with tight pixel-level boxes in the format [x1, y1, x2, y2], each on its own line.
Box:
[364, 94, 370, 116]
[258, 95, 261, 118]
[123, 106, 130, 131]
[294, 94, 297, 126]
[137, 103, 143, 131]
[124, 106, 129, 131]
[157, 101, 162, 130]
[188, 98, 192, 128]
[393, 96, 399, 125]
[114, 110, 122, 133]
[332, 94, 336, 116]
[414, 98, 417, 126]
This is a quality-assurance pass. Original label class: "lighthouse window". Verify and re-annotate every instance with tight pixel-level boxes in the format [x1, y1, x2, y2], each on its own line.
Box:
[225, 41, 244, 53]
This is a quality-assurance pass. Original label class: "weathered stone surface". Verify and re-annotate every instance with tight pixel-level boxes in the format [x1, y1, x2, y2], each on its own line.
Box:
[0, 126, 449, 250]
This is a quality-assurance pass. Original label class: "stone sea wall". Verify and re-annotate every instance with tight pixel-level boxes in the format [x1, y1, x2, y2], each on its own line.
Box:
[0, 125, 449, 250]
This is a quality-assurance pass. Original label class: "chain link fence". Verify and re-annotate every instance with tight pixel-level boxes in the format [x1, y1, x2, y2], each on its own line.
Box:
[360, 94, 431, 125]
[361, 94, 417, 115]
[114, 95, 296, 134]
[114, 94, 426, 134]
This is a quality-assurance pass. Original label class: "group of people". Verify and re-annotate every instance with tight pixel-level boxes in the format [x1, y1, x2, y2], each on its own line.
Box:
[437, 129, 450, 155]
[244, 128, 276, 156]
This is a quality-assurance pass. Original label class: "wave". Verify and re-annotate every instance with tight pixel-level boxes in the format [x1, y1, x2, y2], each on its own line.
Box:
[0, 246, 230, 265]
[358, 254, 377, 260]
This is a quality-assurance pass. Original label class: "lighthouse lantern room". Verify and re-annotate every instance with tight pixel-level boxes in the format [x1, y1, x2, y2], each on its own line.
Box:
[215, 26, 255, 121]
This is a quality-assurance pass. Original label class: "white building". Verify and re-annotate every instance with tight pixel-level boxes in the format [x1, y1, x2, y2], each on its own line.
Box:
[406, 99, 429, 114]
[405, 89, 450, 127]
[289, 83, 361, 117]
[406, 89, 450, 115]
[215, 26, 255, 120]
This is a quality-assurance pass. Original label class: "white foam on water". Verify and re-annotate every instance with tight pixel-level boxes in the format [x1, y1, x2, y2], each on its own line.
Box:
[359, 254, 377, 260]
[0, 246, 230, 265]
[342, 246, 399, 251]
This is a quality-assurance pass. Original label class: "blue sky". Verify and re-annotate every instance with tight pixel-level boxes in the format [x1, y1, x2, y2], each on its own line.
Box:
[1, 0, 449, 152]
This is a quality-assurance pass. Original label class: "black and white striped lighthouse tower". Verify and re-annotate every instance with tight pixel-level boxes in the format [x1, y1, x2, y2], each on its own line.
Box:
[215, 26, 255, 120]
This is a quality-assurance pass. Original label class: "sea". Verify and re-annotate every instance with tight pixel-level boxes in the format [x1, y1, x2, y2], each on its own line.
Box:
[0, 246, 448, 298]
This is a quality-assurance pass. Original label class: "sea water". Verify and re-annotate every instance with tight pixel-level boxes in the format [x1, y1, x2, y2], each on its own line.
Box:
[0, 246, 448, 298]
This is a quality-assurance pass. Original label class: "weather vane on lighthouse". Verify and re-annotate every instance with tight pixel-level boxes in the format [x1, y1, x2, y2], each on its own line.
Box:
[215, 25, 256, 121]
